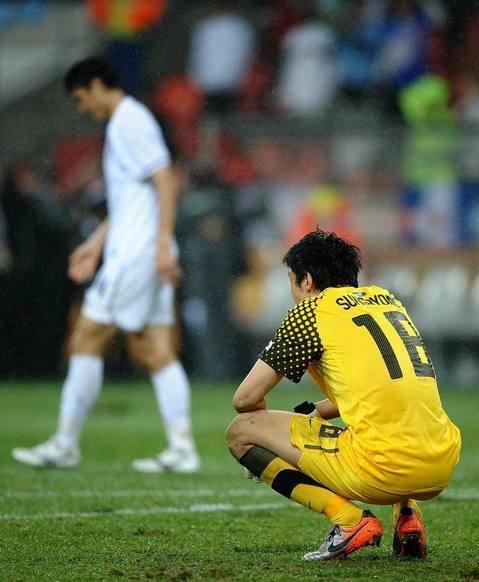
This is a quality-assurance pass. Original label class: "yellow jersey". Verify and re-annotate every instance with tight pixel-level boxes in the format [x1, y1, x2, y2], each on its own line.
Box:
[260, 285, 461, 493]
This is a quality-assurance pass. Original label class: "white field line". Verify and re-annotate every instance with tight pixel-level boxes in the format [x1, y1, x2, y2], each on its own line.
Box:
[2, 486, 476, 502]
[0, 502, 293, 522]
[1, 488, 476, 522]
[0, 487, 269, 500]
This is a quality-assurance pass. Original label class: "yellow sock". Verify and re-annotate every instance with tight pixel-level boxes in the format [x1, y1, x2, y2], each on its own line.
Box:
[392, 499, 421, 522]
[240, 446, 363, 524]
[327, 499, 364, 526]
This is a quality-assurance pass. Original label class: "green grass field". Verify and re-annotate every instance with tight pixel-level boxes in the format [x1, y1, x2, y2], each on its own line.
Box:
[1, 379, 478, 582]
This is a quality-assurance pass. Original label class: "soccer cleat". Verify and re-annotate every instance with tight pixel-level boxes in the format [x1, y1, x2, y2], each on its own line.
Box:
[302, 510, 383, 561]
[131, 449, 201, 474]
[12, 438, 81, 469]
[393, 507, 427, 558]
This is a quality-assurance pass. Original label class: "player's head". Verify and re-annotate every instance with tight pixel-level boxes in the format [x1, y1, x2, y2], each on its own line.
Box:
[64, 57, 122, 120]
[283, 229, 362, 298]
[64, 57, 120, 93]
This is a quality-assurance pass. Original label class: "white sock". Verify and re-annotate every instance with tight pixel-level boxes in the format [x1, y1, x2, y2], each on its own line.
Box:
[151, 361, 195, 452]
[55, 353, 104, 448]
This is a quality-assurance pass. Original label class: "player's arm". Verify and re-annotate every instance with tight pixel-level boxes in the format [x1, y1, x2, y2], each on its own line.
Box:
[310, 399, 340, 420]
[68, 219, 109, 284]
[236, 300, 323, 413]
[150, 165, 181, 283]
[233, 359, 284, 413]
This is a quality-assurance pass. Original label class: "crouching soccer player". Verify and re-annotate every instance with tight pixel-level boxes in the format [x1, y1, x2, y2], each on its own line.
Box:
[226, 229, 461, 561]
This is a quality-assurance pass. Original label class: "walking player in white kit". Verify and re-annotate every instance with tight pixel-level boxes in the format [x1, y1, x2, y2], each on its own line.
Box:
[12, 57, 201, 473]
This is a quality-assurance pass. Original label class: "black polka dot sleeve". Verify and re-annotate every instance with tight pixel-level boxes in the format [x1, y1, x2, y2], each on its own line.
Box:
[259, 297, 324, 383]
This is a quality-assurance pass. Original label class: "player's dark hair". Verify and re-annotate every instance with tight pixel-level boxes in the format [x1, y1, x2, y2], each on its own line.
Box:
[283, 229, 362, 290]
[64, 57, 121, 93]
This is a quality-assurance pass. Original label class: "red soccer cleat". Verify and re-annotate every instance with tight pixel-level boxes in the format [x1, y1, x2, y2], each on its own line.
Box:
[393, 507, 427, 558]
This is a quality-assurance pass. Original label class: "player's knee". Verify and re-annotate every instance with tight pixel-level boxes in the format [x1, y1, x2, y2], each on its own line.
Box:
[70, 319, 112, 355]
[146, 352, 176, 374]
[226, 414, 254, 459]
[140, 336, 175, 372]
[226, 416, 241, 455]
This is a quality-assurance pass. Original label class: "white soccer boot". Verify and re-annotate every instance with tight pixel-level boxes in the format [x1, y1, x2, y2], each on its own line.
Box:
[12, 438, 81, 469]
[132, 448, 201, 474]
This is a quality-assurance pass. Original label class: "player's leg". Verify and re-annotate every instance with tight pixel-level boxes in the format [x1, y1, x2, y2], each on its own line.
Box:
[392, 499, 427, 558]
[227, 410, 383, 560]
[390, 469, 447, 558]
[55, 316, 116, 446]
[12, 315, 115, 468]
[227, 410, 364, 521]
[131, 324, 200, 473]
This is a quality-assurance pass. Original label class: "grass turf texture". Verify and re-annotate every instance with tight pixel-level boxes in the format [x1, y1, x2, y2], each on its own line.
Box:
[1, 380, 478, 582]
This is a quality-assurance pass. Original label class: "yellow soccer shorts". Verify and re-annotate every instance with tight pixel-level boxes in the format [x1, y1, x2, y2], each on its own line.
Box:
[289, 414, 446, 505]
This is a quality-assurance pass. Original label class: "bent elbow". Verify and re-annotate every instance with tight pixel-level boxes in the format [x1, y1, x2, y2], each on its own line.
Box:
[233, 395, 249, 413]
[233, 394, 265, 413]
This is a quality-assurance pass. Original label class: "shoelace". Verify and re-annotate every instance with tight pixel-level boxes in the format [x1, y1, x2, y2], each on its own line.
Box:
[324, 524, 341, 545]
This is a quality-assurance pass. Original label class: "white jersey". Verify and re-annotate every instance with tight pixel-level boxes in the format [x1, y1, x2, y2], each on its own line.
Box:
[102, 95, 171, 264]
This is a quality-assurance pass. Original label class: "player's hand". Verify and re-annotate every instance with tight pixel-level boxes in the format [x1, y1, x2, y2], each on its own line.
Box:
[156, 240, 182, 285]
[68, 241, 101, 284]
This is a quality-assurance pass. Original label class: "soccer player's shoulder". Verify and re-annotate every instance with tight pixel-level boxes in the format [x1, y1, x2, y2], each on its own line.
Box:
[115, 98, 158, 140]
[286, 296, 319, 323]
[123, 96, 153, 122]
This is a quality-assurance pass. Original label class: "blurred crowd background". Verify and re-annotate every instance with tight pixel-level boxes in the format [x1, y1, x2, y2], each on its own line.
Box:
[1, 0, 479, 384]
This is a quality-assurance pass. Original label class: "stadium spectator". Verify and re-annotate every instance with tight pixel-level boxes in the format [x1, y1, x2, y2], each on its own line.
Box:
[398, 74, 471, 245]
[226, 229, 461, 561]
[332, 0, 386, 105]
[0, 163, 74, 377]
[283, 184, 363, 250]
[447, 4, 479, 89]
[152, 75, 206, 160]
[186, 0, 257, 113]
[274, 6, 339, 117]
[176, 164, 243, 378]
[230, 226, 291, 373]
[255, 0, 306, 70]
[454, 68, 479, 125]
[11, 57, 200, 473]
[86, 0, 168, 96]
[375, 0, 448, 115]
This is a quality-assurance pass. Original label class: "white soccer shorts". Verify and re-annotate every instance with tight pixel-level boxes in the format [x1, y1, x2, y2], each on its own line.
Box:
[81, 257, 175, 332]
